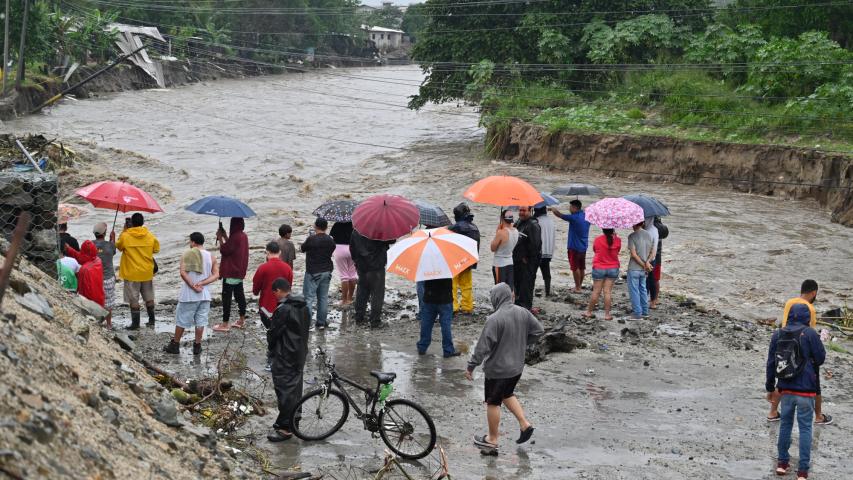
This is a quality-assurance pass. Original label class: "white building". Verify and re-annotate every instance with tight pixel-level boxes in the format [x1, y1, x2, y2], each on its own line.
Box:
[365, 25, 405, 53]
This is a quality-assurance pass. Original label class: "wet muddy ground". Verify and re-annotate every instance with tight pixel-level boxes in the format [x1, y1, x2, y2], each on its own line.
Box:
[5, 67, 853, 478]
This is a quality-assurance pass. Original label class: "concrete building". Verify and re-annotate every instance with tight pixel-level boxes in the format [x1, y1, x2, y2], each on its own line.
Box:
[365, 25, 405, 53]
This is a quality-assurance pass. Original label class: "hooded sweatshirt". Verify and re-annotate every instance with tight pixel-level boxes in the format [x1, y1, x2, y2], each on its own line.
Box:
[468, 283, 544, 378]
[449, 211, 480, 269]
[765, 304, 826, 394]
[65, 240, 105, 306]
[220, 218, 249, 279]
[116, 226, 160, 282]
[267, 294, 311, 368]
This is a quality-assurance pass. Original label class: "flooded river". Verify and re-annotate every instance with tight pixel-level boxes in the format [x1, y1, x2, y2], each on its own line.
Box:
[7, 66, 851, 319]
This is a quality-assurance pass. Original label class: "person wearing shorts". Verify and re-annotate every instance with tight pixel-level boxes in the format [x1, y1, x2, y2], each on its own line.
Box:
[164, 232, 219, 356]
[92, 222, 117, 328]
[116, 213, 160, 329]
[553, 200, 591, 293]
[466, 283, 544, 453]
[491, 210, 518, 293]
[583, 229, 622, 321]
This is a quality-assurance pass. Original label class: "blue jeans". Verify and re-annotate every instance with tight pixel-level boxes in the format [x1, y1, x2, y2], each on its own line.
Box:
[416, 281, 425, 316]
[627, 269, 649, 317]
[778, 394, 815, 473]
[417, 303, 454, 356]
[303, 271, 332, 327]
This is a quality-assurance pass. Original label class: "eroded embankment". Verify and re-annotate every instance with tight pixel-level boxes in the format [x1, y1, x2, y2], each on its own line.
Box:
[488, 123, 853, 226]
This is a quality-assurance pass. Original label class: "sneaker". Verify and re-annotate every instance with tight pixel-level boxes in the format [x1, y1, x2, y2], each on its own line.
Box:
[267, 429, 293, 442]
[815, 413, 833, 425]
[163, 340, 180, 354]
[192, 343, 202, 356]
[443, 351, 462, 358]
[776, 461, 790, 475]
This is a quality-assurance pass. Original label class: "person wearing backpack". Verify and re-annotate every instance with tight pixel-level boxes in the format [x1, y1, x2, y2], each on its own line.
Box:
[765, 303, 826, 480]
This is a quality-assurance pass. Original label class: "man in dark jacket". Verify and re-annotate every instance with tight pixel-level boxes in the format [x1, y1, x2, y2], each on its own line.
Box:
[349, 230, 392, 327]
[214, 218, 249, 332]
[448, 203, 480, 314]
[300, 218, 337, 330]
[765, 304, 826, 479]
[266, 278, 311, 442]
[512, 206, 541, 311]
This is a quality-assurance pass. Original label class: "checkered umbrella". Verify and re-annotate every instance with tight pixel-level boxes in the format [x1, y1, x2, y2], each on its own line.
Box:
[414, 200, 451, 227]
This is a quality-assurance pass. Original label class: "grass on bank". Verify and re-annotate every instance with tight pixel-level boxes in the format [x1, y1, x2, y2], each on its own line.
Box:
[480, 71, 853, 154]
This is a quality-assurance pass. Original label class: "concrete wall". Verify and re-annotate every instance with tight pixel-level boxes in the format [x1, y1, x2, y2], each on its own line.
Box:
[0, 172, 58, 275]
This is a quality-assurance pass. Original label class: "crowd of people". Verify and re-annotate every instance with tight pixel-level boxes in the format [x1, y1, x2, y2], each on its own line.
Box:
[54, 202, 832, 473]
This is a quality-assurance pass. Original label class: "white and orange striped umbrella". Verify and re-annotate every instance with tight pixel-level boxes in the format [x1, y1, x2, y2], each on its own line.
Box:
[386, 228, 479, 282]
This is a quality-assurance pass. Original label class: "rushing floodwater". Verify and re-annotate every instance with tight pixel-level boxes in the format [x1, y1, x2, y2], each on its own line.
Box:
[6, 66, 852, 320]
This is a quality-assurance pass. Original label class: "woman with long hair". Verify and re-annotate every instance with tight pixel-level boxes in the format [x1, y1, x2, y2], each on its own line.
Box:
[582, 228, 621, 320]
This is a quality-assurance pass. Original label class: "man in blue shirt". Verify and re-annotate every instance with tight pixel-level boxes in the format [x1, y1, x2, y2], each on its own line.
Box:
[552, 200, 591, 293]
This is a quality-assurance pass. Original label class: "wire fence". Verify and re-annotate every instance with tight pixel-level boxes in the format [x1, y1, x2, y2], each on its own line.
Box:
[0, 171, 59, 277]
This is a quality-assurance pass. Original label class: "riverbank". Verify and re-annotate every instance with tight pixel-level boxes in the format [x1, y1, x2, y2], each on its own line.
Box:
[487, 123, 853, 227]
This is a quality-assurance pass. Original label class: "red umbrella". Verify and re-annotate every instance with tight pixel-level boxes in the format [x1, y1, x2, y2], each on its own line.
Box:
[76, 181, 163, 229]
[352, 194, 419, 241]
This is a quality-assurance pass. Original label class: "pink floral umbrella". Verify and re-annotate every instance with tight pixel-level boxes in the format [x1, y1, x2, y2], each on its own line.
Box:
[585, 197, 645, 229]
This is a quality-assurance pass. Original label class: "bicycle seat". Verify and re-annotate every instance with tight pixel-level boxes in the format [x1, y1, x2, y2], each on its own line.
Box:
[370, 370, 397, 384]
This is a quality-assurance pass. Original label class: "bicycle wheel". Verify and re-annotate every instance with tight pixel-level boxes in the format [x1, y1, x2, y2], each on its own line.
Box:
[291, 389, 350, 441]
[378, 399, 437, 460]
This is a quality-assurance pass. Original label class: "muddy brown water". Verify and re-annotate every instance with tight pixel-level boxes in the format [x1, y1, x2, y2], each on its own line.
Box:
[6, 67, 853, 479]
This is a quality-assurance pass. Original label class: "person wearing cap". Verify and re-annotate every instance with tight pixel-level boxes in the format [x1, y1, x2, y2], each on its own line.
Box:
[92, 222, 117, 328]
[448, 203, 480, 314]
[491, 210, 519, 292]
[513, 206, 541, 311]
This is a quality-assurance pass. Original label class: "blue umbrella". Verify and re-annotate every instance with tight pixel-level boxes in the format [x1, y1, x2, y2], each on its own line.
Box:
[185, 196, 256, 218]
[534, 192, 559, 209]
[622, 194, 670, 217]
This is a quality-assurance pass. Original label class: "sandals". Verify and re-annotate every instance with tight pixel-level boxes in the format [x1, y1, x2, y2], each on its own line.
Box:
[767, 414, 781, 422]
[473, 434, 498, 450]
[815, 414, 833, 425]
[212, 323, 231, 332]
[581, 312, 595, 319]
[267, 429, 293, 442]
[231, 319, 245, 329]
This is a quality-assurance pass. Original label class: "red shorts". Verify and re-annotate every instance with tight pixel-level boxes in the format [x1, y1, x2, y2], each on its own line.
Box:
[653, 261, 662, 281]
[568, 249, 586, 271]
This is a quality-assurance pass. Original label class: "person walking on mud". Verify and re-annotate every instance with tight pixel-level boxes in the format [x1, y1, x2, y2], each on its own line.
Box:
[214, 218, 249, 332]
[513, 206, 541, 311]
[643, 217, 659, 307]
[466, 283, 544, 454]
[765, 303, 826, 480]
[252, 242, 293, 371]
[534, 206, 555, 297]
[116, 213, 160, 330]
[330, 221, 357, 307]
[301, 218, 336, 331]
[491, 210, 518, 292]
[164, 232, 219, 356]
[767, 280, 833, 425]
[266, 278, 311, 442]
[582, 228, 621, 321]
[350, 229, 392, 328]
[448, 203, 480, 314]
[648, 217, 668, 310]
[553, 200, 590, 294]
[626, 221, 654, 320]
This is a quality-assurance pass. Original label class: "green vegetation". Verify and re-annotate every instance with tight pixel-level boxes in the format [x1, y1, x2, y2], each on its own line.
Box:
[827, 343, 849, 355]
[411, 0, 853, 152]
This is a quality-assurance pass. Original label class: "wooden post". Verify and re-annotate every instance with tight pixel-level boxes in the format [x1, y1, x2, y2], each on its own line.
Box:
[14, 0, 28, 90]
[0, 212, 31, 308]
[2, 0, 10, 95]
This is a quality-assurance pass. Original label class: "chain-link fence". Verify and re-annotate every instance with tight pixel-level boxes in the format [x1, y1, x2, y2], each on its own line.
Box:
[0, 171, 59, 277]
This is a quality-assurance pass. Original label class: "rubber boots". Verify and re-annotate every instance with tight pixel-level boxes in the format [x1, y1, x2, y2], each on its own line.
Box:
[146, 305, 156, 327]
[127, 309, 141, 330]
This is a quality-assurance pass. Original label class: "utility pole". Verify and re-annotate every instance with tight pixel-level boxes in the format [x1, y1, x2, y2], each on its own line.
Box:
[2, 0, 10, 95]
[15, 0, 29, 90]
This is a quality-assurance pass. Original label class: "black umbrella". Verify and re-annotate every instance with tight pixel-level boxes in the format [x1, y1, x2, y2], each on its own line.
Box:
[414, 200, 451, 227]
[313, 199, 359, 222]
[623, 194, 671, 217]
[551, 183, 604, 197]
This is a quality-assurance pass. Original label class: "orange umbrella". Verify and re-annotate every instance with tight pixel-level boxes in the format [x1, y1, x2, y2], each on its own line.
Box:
[386, 228, 479, 282]
[463, 175, 543, 206]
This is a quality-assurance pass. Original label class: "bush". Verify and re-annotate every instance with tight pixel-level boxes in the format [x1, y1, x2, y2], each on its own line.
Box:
[684, 24, 766, 82]
[582, 15, 690, 65]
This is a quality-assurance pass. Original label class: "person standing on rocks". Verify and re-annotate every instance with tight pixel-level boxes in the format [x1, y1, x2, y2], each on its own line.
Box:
[466, 283, 543, 454]
[164, 232, 219, 356]
[277, 224, 296, 269]
[448, 203, 480, 314]
[92, 222, 117, 328]
[583, 228, 621, 321]
[58, 222, 80, 254]
[767, 280, 833, 425]
[64, 240, 105, 309]
[252, 242, 294, 371]
[330, 222, 357, 307]
[765, 303, 825, 480]
[533, 206, 555, 297]
[116, 213, 160, 330]
[300, 218, 337, 331]
[266, 278, 311, 442]
[513, 206, 541, 312]
[491, 210, 518, 292]
[214, 218, 249, 332]
[350, 229, 392, 328]
[643, 217, 660, 307]
[417, 277, 460, 358]
[649, 217, 668, 310]
[552, 200, 590, 294]
[626, 221, 654, 320]
[57, 248, 80, 292]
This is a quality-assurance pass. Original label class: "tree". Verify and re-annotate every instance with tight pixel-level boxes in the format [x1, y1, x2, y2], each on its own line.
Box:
[401, 3, 429, 42]
[365, 4, 404, 29]
[721, 0, 853, 48]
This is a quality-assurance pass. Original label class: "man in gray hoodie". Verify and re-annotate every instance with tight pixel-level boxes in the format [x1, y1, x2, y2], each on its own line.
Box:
[466, 283, 544, 453]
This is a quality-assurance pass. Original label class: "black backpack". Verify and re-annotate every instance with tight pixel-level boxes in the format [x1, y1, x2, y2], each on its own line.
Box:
[775, 329, 805, 380]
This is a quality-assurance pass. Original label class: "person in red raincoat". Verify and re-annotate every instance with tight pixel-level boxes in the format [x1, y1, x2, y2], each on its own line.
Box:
[65, 240, 105, 307]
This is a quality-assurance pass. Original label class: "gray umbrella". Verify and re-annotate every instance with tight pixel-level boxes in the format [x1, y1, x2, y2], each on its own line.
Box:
[623, 194, 671, 217]
[414, 200, 451, 227]
[313, 199, 359, 222]
[551, 183, 605, 197]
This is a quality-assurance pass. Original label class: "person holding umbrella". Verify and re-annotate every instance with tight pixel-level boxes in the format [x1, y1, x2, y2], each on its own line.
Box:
[513, 206, 541, 312]
[117, 213, 160, 330]
[214, 218, 250, 332]
[627, 221, 654, 320]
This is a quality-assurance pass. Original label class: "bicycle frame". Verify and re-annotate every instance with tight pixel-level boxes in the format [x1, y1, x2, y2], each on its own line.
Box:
[315, 350, 384, 420]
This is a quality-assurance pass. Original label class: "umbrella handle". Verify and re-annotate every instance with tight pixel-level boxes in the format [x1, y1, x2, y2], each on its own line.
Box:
[112, 208, 119, 231]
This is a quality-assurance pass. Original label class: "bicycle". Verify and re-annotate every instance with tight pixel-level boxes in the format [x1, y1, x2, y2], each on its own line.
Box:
[291, 347, 437, 460]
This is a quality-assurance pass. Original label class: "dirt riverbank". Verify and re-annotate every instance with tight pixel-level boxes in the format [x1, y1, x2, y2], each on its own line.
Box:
[488, 123, 853, 227]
